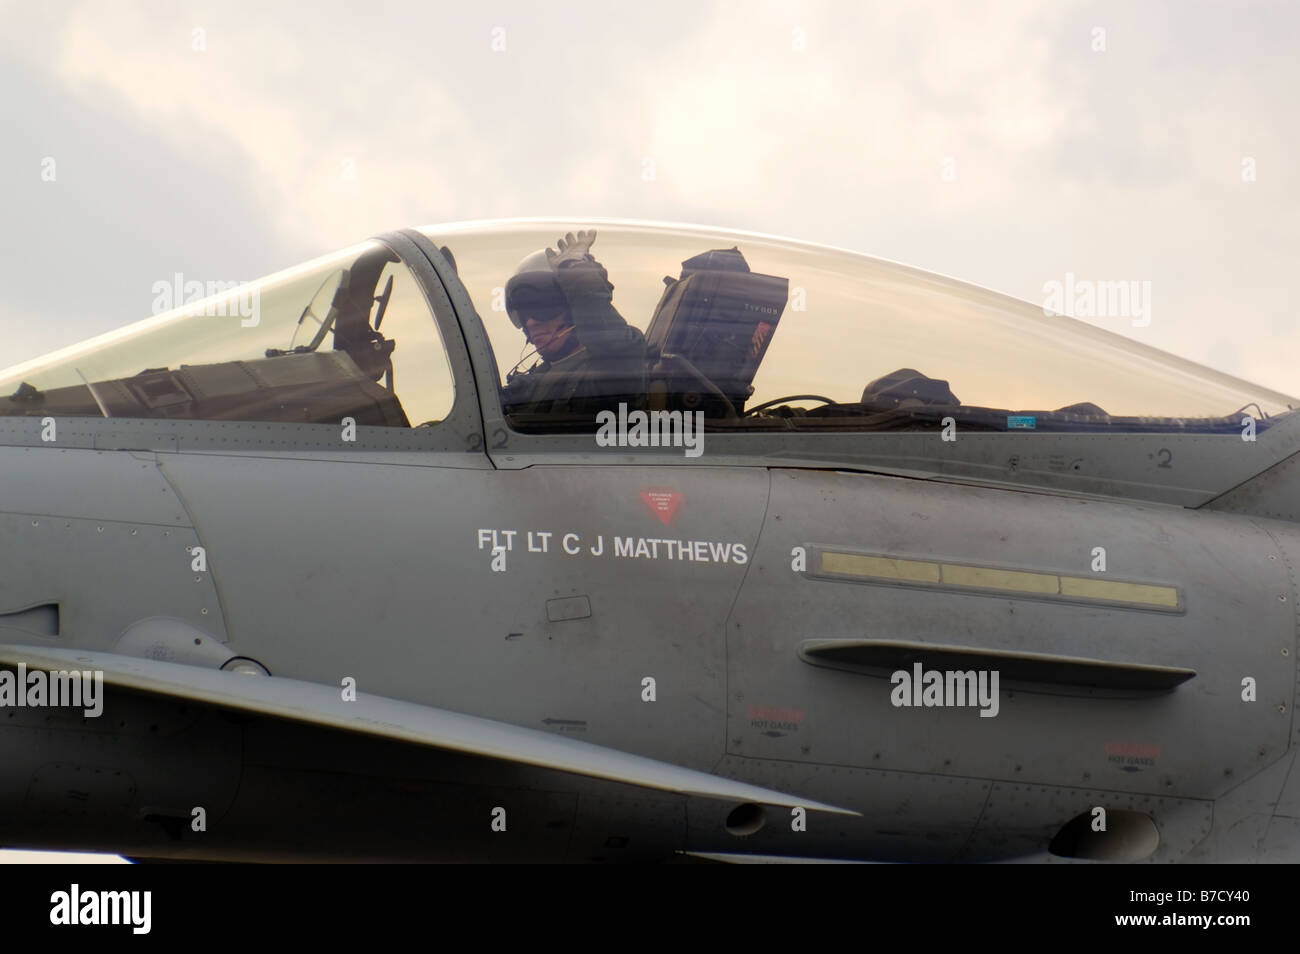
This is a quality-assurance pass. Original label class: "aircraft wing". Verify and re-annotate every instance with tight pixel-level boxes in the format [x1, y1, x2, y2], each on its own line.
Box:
[0, 644, 854, 816]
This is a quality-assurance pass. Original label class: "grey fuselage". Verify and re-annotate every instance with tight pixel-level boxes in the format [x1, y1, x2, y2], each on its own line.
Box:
[1, 227, 1298, 863]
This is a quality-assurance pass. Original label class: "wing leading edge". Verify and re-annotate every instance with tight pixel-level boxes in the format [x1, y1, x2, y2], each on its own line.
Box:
[0, 644, 854, 816]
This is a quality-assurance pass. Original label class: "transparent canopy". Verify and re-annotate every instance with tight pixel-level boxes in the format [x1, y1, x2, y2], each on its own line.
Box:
[1, 220, 1294, 436]
[423, 220, 1298, 434]
[0, 241, 455, 427]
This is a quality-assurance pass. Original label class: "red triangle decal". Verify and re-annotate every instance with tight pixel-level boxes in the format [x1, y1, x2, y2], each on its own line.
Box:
[640, 488, 684, 526]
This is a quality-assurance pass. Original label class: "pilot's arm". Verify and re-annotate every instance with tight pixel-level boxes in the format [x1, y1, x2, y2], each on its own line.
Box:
[549, 234, 645, 360]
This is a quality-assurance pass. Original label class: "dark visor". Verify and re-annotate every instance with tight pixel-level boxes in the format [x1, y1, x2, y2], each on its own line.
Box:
[508, 281, 567, 317]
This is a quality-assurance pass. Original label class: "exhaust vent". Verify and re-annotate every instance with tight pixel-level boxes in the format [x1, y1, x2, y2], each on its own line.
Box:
[1049, 809, 1159, 861]
[0, 603, 59, 637]
[725, 803, 767, 837]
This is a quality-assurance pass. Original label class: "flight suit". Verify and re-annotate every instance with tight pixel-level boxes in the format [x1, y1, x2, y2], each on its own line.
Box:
[502, 258, 647, 417]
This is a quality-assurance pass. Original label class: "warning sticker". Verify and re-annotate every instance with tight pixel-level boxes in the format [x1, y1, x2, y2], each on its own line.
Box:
[640, 488, 685, 526]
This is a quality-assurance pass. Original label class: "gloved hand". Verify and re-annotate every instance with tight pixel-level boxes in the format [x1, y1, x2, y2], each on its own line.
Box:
[546, 230, 598, 269]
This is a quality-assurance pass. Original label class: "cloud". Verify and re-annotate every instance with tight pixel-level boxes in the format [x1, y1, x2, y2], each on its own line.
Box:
[53, 5, 477, 248]
[0, 0, 1294, 393]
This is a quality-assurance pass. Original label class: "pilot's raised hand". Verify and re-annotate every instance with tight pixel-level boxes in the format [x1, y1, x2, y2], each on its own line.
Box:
[546, 229, 620, 343]
[546, 230, 598, 270]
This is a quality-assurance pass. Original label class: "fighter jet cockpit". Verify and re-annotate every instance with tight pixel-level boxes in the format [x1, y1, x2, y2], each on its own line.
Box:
[421, 221, 1298, 436]
[2, 221, 1295, 441]
[0, 241, 457, 429]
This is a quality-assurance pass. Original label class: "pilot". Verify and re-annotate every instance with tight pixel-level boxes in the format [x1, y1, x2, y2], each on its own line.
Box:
[502, 230, 646, 416]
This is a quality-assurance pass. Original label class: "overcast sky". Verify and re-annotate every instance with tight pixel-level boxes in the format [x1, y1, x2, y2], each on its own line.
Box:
[1, 0, 1297, 396]
[0, 0, 1297, 863]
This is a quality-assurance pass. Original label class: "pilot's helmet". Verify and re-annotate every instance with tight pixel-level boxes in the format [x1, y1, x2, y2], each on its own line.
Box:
[504, 250, 569, 330]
